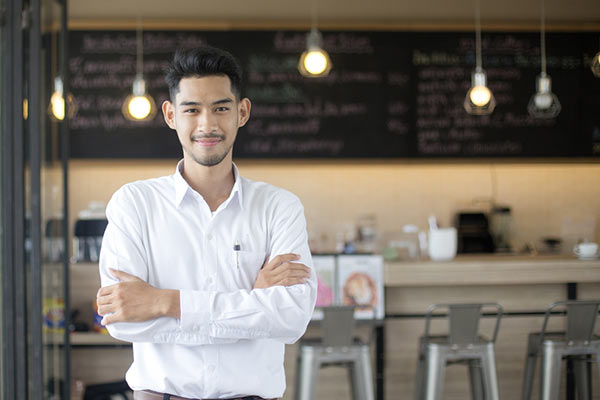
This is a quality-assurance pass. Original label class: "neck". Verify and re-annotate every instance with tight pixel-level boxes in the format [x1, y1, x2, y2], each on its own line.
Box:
[181, 153, 235, 211]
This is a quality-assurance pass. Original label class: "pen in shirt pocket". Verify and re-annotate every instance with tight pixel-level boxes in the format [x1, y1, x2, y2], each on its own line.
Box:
[233, 239, 241, 268]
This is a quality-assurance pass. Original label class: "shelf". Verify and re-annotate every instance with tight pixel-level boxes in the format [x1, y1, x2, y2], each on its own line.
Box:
[44, 332, 130, 347]
[71, 332, 129, 346]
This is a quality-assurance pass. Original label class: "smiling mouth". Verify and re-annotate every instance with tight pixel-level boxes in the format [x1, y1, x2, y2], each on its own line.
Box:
[192, 135, 224, 147]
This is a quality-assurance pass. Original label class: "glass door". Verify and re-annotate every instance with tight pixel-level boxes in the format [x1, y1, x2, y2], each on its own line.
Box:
[40, 0, 69, 398]
[2, 0, 69, 398]
[0, 0, 4, 392]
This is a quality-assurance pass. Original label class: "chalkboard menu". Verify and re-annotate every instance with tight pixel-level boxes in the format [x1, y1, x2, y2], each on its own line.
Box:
[68, 30, 600, 159]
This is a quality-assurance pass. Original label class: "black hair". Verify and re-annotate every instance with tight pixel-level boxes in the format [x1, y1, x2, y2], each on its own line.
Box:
[164, 46, 243, 102]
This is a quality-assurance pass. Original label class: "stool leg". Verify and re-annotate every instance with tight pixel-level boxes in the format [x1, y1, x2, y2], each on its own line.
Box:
[424, 346, 446, 400]
[353, 345, 375, 400]
[348, 361, 359, 400]
[522, 335, 539, 400]
[294, 350, 302, 400]
[573, 356, 590, 400]
[468, 359, 484, 400]
[415, 342, 426, 400]
[540, 344, 562, 400]
[295, 348, 319, 400]
[480, 345, 500, 400]
[521, 355, 537, 400]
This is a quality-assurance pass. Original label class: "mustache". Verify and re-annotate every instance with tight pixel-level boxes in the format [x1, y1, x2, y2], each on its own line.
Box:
[192, 134, 225, 140]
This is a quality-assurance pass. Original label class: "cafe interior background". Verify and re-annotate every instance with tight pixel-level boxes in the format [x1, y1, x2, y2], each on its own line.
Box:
[1, 0, 599, 399]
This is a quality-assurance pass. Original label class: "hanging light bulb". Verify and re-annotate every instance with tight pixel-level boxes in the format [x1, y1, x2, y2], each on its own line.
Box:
[48, 76, 77, 121]
[122, 19, 157, 121]
[464, 0, 495, 115]
[528, 0, 561, 118]
[298, 28, 332, 78]
[298, 0, 331, 79]
[49, 77, 66, 121]
[527, 73, 561, 118]
[122, 75, 156, 121]
[591, 39, 600, 77]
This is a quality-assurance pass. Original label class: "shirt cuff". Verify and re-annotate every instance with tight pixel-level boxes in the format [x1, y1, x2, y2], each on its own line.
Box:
[179, 289, 213, 332]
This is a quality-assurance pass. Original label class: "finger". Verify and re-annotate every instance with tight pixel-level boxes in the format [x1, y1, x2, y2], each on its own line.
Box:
[101, 313, 116, 325]
[282, 277, 307, 286]
[109, 268, 142, 282]
[286, 269, 312, 279]
[273, 262, 311, 275]
[97, 286, 114, 297]
[96, 293, 112, 306]
[97, 303, 115, 316]
[274, 266, 311, 279]
[266, 253, 300, 269]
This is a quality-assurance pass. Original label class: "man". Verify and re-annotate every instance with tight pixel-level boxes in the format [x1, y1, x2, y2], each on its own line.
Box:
[96, 46, 317, 400]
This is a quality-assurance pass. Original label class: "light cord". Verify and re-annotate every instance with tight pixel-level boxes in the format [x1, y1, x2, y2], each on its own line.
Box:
[540, 0, 547, 75]
[475, 0, 482, 70]
[136, 17, 143, 77]
[310, 0, 317, 32]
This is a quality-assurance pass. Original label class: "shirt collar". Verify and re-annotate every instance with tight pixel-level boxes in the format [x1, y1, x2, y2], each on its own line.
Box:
[173, 159, 244, 210]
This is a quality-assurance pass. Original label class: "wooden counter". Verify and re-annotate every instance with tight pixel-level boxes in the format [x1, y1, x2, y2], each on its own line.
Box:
[385, 254, 600, 286]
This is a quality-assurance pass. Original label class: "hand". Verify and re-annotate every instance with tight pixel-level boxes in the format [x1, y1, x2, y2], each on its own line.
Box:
[253, 254, 311, 289]
[96, 269, 180, 325]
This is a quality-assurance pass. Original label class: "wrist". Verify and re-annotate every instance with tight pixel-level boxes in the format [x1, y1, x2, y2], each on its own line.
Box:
[157, 289, 180, 319]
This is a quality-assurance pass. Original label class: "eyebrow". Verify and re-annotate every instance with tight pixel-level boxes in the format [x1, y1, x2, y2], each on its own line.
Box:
[178, 98, 234, 107]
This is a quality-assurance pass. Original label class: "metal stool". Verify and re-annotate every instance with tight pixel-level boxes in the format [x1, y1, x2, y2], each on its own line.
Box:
[414, 303, 503, 400]
[294, 306, 374, 400]
[521, 300, 600, 400]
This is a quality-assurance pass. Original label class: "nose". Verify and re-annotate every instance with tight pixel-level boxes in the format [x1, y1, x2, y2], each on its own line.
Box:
[196, 110, 218, 133]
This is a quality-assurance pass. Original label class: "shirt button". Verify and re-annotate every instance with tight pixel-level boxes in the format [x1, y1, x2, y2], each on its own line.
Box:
[207, 365, 216, 372]
[206, 233, 213, 241]
[206, 277, 214, 285]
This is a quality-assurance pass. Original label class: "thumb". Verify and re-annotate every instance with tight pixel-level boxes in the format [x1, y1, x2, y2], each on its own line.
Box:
[109, 268, 142, 282]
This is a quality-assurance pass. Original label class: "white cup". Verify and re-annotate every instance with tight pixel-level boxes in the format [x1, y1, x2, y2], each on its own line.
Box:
[428, 227, 457, 261]
[573, 242, 598, 259]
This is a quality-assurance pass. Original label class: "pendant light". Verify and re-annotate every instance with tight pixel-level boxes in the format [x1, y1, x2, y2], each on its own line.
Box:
[464, 0, 495, 115]
[49, 76, 76, 121]
[122, 19, 157, 121]
[527, 0, 561, 118]
[298, 0, 332, 78]
[591, 38, 600, 78]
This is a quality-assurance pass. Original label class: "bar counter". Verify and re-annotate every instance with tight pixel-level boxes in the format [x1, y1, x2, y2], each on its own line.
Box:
[384, 254, 600, 287]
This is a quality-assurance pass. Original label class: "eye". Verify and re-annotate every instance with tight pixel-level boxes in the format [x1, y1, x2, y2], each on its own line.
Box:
[215, 106, 229, 112]
[183, 108, 198, 114]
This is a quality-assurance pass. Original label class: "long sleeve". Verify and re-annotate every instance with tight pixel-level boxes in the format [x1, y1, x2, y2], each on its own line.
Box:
[99, 182, 316, 345]
[99, 186, 203, 344]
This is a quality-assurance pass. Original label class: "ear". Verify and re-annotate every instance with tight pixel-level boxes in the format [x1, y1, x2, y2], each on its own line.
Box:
[237, 98, 251, 128]
[162, 100, 176, 130]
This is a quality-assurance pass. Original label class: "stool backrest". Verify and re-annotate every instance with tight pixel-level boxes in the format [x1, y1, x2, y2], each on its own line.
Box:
[322, 306, 355, 347]
[541, 300, 600, 342]
[424, 303, 503, 345]
[449, 304, 482, 344]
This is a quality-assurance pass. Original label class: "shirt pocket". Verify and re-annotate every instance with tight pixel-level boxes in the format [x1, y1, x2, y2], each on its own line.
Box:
[230, 250, 267, 290]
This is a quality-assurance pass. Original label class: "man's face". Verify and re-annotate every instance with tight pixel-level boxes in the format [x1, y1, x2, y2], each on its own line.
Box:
[162, 75, 251, 167]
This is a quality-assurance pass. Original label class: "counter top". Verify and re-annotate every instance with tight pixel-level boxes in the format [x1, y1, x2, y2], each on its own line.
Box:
[385, 254, 600, 286]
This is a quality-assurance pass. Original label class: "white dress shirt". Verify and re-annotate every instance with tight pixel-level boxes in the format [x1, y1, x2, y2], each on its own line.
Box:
[99, 161, 317, 399]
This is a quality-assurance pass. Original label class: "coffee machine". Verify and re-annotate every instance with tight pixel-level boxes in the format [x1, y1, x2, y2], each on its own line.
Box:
[455, 212, 495, 253]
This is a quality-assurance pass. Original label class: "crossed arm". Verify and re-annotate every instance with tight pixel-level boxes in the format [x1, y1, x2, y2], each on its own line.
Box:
[96, 253, 311, 325]
[95, 185, 317, 345]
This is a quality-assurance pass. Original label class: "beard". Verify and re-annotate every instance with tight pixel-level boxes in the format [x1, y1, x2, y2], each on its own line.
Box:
[187, 134, 233, 167]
